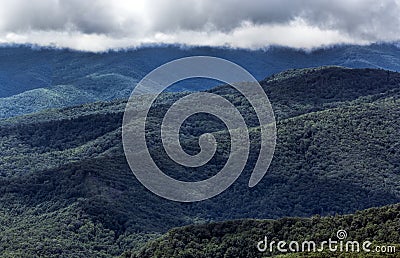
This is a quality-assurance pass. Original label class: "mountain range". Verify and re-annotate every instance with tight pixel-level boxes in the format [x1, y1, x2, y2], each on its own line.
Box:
[0, 66, 399, 256]
[1, 43, 400, 118]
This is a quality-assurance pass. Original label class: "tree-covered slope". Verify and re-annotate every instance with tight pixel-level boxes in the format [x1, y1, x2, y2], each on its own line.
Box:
[217, 66, 400, 120]
[0, 67, 399, 256]
[131, 204, 400, 258]
[1, 43, 400, 118]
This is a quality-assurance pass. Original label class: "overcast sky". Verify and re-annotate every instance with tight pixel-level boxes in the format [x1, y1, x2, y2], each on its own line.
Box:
[0, 0, 399, 51]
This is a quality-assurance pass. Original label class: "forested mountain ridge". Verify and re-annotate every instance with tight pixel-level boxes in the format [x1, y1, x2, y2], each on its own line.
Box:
[213, 66, 400, 120]
[3, 65, 400, 125]
[131, 204, 400, 258]
[0, 67, 399, 256]
[1, 43, 400, 118]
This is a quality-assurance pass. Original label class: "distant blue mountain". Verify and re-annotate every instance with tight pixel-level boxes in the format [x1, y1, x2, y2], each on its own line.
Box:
[0, 43, 400, 118]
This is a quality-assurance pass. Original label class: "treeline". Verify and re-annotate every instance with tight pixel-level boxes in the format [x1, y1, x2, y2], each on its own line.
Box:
[130, 204, 400, 257]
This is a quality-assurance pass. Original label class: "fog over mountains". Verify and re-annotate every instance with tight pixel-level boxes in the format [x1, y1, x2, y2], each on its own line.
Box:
[1, 1, 399, 257]
[1, 0, 400, 50]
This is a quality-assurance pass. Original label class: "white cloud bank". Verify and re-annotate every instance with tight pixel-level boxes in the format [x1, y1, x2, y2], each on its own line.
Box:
[0, 0, 399, 51]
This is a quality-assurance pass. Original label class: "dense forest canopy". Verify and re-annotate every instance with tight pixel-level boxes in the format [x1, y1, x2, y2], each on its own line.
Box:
[0, 67, 399, 256]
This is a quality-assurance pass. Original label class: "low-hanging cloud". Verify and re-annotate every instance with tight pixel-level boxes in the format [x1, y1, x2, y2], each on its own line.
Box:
[0, 0, 399, 51]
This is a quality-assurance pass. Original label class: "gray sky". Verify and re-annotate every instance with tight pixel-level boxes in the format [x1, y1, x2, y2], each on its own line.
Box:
[0, 0, 399, 51]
